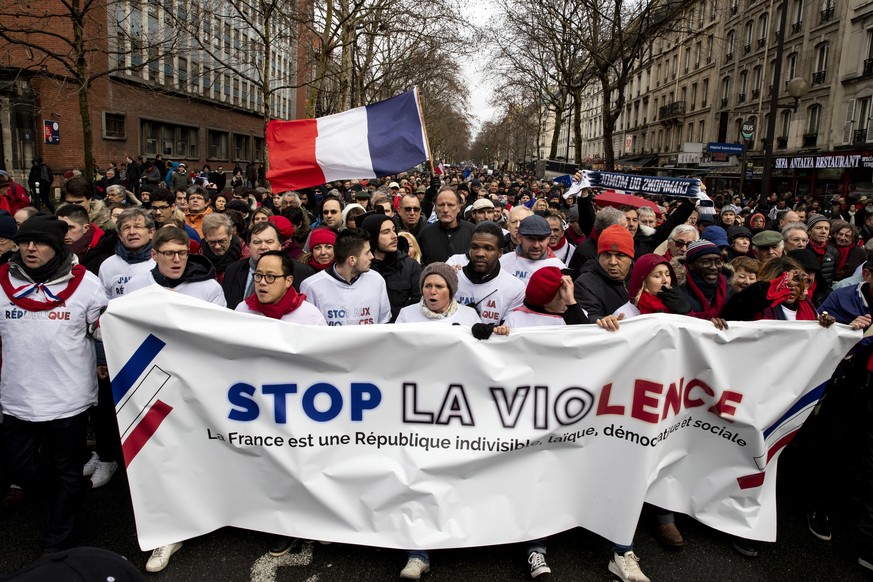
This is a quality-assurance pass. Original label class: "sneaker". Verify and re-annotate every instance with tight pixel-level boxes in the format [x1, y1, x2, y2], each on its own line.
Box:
[83, 451, 99, 477]
[528, 550, 552, 578]
[269, 536, 299, 556]
[608, 551, 650, 582]
[145, 542, 183, 573]
[90, 461, 117, 488]
[399, 557, 430, 580]
[732, 537, 758, 558]
[655, 522, 685, 548]
[807, 511, 832, 541]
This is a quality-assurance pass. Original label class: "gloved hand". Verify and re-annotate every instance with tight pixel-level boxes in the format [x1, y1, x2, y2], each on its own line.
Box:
[657, 286, 691, 314]
[471, 322, 496, 340]
[430, 174, 440, 190]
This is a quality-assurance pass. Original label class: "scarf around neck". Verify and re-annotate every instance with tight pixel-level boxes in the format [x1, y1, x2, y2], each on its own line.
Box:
[419, 298, 459, 319]
[115, 239, 153, 264]
[244, 286, 307, 319]
[685, 272, 727, 319]
[0, 257, 86, 311]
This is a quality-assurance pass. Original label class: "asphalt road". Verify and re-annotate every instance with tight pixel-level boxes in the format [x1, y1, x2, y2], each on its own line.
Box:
[2, 445, 873, 581]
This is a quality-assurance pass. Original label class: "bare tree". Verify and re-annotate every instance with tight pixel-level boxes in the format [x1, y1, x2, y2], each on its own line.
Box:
[0, 0, 179, 179]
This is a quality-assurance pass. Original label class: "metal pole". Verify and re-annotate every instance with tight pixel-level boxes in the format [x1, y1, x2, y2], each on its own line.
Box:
[760, 2, 789, 205]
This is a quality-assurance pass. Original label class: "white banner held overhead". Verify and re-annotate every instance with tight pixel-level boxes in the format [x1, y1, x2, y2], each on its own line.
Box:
[101, 287, 859, 551]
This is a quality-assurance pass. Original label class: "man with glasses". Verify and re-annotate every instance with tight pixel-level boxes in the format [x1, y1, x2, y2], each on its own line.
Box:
[200, 213, 248, 283]
[663, 224, 698, 261]
[234, 250, 325, 324]
[184, 186, 212, 237]
[679, 239, 733, 320]
[318, 195, 343, 231]
[148, 189, 201, 248]
[222, 221, 314, 310]
[125, 226, 225, 305]
[393, 193, 427, 237]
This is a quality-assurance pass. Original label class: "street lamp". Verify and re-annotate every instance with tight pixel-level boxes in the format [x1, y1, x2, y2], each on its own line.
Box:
[759, 0, 811, 204]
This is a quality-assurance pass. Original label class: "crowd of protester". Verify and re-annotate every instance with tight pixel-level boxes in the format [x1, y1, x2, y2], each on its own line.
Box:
[2, 158, 873, 581]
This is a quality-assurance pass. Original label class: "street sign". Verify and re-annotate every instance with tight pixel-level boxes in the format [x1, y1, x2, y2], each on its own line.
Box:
[742, 120, 755, 141]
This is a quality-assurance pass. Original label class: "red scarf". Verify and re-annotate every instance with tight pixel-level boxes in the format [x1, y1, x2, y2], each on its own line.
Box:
[636, 291, 668, 314]
[244, 286, 307, 320]
[684, 274, 727, 319]
[809, 239, 827, 258]
[307, 258, 332, 272]
[765, 274, 818, 320]
[836, 244, 853, 273]
[0, 263, 87, 311]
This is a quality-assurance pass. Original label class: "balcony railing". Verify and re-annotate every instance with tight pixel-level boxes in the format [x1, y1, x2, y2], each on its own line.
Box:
[776, 136, 788, 149]
[812, 70, 826, 85]
[752, 88, 760, 98]
[854, 129, 868, 144]
[802, 133, 818, 147]
[744, 43, 752, 54]
[791, 21, 802, 33]
[731, 4, 738, 14]
[738, 93, 747, 102]
[721, 97, 729, 108]
[726, 52, 734, 62]
[758, 38, 766, 48]
[864, 58, 873, 76]
[820, 7, 835, 22]
[658, 101, 687, 121]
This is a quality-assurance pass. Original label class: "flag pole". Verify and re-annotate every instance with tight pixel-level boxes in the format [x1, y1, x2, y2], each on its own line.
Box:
[414, 86, 435, 173]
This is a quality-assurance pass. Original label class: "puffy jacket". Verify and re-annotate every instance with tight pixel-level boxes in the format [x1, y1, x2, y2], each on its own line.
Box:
[371, 250, 422, 322]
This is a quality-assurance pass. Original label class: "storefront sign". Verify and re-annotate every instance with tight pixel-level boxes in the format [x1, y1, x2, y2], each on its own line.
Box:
[775, 154, 866, 169]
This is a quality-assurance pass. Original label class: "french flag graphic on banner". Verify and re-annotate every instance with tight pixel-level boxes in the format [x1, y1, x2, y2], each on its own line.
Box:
[266, 88, 430, 191]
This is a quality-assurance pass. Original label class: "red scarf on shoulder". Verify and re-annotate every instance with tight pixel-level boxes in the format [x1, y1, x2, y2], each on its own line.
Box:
[765, 274, 818, 320]
[244, 287, 307, 320]
[0, 263, 87, 311]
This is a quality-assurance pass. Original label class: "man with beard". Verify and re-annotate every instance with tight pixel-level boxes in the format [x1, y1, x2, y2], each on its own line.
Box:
[361, 214, 421, 322]
[200, 213, 249, 283]
[500, 215, 566, 282]
[0, 215, 107, 551]
[125, 226, 225, 305]
[679, 239, 732, 323]
[454, 221, 524, 324]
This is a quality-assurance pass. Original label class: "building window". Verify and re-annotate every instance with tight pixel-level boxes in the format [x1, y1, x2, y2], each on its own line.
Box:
[759, 13, 769, 46]
[208, 130, 229, 160]
[813, 43, 828, 85]
[785, 52, 797, 82]
[141, 120, 197, 158]
[805, 104, 821, 146]
[103, 112, 126, 140]
[233, 133, 250, 160]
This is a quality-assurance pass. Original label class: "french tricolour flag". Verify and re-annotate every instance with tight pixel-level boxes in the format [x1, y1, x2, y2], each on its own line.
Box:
[266, 88, 430, 191]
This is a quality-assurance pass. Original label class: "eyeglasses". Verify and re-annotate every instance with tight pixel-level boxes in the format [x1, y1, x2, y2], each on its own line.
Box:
[151, 205, 172, 212]
[671, 239, 691, 248]
[206, 237, 229, 247]
[254, 272, 287, 284]
[188, 195, 205, 202]
[401, 206, 421, 213]
[695, 258, 724, 268]
[156, 250, 188, 259]
[323, 209, 340, 215]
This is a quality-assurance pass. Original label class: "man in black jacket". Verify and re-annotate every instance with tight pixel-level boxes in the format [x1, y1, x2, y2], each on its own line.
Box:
[362, 214, 421, 322]
[573, 225, 634, 320]
[222, 221, 313, 309]
[418, 187, 474, 264]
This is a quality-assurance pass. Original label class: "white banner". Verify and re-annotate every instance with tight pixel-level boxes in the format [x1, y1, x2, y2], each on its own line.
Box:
[101, 287, 859, 551]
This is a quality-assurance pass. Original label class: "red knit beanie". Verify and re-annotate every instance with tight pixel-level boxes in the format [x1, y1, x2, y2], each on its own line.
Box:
[268, 216, 294, 240]
[525, 266, 564, 306]
[597, 224, 635, 258]
[309, 227, 336, 247]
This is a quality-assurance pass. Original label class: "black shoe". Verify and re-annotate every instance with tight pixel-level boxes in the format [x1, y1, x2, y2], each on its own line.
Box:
[732, 537, 758, 558]
[807, 511, 832, 541]
[269, 537, 299, 557]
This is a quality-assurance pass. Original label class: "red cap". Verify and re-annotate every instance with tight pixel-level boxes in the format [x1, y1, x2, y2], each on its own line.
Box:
[597, 225, 635, 258]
